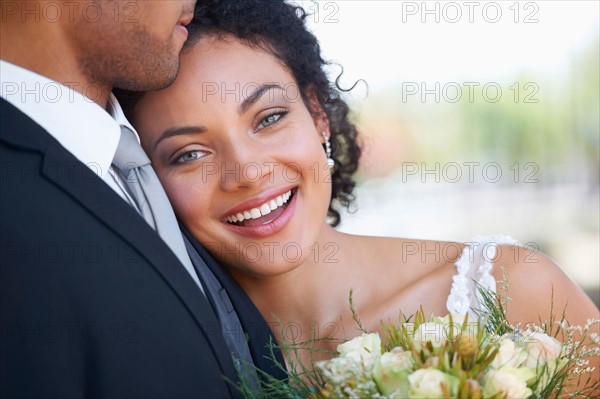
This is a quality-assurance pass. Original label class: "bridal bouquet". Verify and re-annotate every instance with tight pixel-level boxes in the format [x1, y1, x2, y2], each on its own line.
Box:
[313, 313, 598, 398]
[237, 290, 599, 398]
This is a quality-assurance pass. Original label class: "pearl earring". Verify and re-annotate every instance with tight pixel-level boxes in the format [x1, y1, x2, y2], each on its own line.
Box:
[322, 132, 335, 170]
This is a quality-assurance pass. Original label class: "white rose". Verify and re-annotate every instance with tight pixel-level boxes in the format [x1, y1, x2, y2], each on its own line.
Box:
[483, 367, 535, 399]
[408, 368, 457, 398]
[491, 336, 527, 369]
[524, 331, 562, 368]
[337, 333, 382, 363]
[413, 322, 446, 349]
[373, 348, 413, 397]
[380, 347, 413, 370]
[433, 313, 470, 326]
[414, 319, 463, 349]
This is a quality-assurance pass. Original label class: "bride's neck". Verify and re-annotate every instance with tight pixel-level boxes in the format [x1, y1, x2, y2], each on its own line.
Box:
[231, 226, 355, 324]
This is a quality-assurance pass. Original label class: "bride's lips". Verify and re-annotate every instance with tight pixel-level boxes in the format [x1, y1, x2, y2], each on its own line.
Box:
[223, 185, 296, 217]
[222, 186, 298, 238]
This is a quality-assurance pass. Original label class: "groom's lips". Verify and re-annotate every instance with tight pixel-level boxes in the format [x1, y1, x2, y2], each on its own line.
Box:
[176, 12, 194, 38]
[175, 24, 189, 39]
[223, 188, 298, 239]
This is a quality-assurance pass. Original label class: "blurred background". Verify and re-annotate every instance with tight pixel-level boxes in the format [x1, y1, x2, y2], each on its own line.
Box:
[295, 0, 599, 306]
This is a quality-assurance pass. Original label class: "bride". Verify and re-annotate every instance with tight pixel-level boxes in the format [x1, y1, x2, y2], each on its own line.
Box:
[122, 0, 598, 369]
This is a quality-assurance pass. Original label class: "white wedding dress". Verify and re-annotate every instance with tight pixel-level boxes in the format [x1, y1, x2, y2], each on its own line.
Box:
[446, 234, 518, 318]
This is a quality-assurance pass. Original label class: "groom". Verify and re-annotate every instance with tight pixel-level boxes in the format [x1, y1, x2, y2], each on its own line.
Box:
[1, 1, 282, 397]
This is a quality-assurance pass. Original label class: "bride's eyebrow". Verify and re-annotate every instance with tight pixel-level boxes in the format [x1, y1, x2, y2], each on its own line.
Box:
[151, 84, 283, 150]
[239, 84, 283, 114]
[153, 125, 206, 151]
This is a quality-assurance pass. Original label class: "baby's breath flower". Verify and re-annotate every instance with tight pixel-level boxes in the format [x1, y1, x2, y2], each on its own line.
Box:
[584, 318, 599, 330]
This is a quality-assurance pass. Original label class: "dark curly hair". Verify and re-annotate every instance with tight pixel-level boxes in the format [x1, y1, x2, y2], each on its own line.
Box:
[118, 0, 361, 226]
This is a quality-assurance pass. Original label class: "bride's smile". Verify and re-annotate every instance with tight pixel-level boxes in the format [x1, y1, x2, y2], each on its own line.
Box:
[223, 187, 294, 225]
[222, 186, 298, 238]
[131, 36, 333, 276]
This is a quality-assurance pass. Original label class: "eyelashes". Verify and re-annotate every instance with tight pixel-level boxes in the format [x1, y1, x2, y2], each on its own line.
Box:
[173, 149, 209, 164]
[255, 108, 288, 131]
[169, 107, 290, 165]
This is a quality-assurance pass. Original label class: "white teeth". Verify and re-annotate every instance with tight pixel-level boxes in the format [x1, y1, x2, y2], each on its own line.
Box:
[250, 208, 261, 219]
[225, 189, 293, 224]
[269, 200, 277, 210]
[259, 203, 271, 215]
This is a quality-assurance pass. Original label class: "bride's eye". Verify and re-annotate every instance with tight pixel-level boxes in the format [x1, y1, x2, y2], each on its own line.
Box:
[256, 109, 288, 131]
[173, 149, 207, 164]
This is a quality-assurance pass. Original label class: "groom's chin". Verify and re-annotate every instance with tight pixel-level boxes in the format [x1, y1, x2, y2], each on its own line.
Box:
[112, 57, 181, 93]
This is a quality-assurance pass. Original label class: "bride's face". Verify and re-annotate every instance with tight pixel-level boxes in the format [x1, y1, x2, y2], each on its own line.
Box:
[132, 36, 332, 277]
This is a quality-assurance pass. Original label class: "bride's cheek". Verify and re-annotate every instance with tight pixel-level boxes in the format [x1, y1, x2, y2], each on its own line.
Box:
[160, 175, 196, 213]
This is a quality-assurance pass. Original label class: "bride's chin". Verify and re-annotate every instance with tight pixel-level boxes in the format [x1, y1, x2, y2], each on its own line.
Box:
[231, 258, 306, 279]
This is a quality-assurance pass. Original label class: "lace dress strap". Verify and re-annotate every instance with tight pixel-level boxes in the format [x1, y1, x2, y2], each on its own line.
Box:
[446, 234, 518, 317]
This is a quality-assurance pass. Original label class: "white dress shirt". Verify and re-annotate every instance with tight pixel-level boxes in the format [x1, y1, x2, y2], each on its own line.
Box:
[0, 59, 132, 199]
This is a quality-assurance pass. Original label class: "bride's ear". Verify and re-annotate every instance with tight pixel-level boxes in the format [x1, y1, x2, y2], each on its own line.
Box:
[306, 87, 330, 142]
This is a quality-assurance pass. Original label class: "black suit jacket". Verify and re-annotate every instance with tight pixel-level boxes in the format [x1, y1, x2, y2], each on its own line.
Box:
[0, 98, 246, 398]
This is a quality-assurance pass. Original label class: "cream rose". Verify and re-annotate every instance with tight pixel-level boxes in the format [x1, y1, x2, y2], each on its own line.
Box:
[483, 367, 534, 398]
[336, 333, 382, 363]
[373, 348, 413, 397]
[414, 314, 475, 350]
[491, 335, 527, 368]
[413, 322, 448, 349]
[408, 368, 457, 398]
[523, 331, 562, 368]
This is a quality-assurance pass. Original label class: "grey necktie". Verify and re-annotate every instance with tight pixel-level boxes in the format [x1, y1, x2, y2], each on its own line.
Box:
[112, 127, 204, 293]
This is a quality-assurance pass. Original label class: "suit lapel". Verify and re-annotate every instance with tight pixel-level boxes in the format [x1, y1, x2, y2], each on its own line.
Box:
[1, 99, 240, 387]
[182, 226, 288, 381]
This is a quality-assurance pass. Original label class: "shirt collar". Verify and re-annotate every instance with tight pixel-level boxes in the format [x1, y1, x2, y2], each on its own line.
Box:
[1, 59, 140, 179]
[107, 92, 141, 141]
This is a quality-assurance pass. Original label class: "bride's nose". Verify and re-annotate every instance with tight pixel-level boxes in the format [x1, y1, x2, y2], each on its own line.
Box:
[219, 139, 273, 192]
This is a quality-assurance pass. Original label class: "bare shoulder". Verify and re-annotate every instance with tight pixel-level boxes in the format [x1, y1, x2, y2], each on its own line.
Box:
[343, 234, 464, 273]
[341, 234, 464, 317]
[492, 244, 599, 326]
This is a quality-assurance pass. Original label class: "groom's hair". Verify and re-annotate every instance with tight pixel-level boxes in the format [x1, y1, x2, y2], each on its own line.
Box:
[117, 0, 362, 227]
